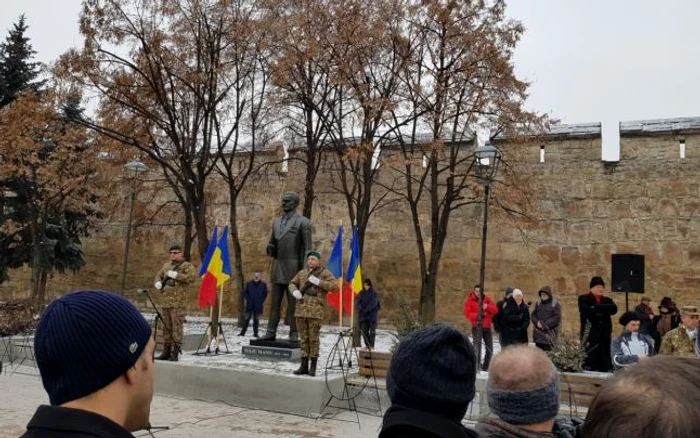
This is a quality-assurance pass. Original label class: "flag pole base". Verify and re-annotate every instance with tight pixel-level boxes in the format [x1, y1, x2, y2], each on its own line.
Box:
[193, 322, 232, 356]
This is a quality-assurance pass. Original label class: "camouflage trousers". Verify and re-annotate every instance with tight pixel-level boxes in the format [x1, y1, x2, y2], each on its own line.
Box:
[296, 317, 322, 358]
[162, 307, 184, 346]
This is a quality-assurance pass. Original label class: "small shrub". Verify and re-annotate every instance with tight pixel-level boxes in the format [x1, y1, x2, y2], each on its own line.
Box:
[389, 300, 424, 353]
[546, 322, 590, 373]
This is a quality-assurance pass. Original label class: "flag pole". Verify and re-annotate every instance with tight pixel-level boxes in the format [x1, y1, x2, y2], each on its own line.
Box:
[206, 304, 214, 350]
[338, 220, 343, 328]
[350, 225, 355, 338]
[215, 283, 224, 349]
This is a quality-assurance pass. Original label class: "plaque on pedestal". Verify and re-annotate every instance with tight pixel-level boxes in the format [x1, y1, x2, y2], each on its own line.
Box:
[242, 339, 301, 361]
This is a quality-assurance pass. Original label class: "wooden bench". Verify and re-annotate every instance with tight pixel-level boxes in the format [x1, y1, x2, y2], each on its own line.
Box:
[559, 372, 609, 411]
[358, 349, 392, 378]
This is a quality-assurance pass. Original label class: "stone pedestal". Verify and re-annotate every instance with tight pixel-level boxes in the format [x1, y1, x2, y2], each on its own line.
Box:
[242, 339, 301, 361]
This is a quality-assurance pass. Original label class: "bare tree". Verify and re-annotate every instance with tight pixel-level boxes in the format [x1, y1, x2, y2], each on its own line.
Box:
[57, 0, 247, 261]
[210, 1, 276, 325]
[385, 0, 546, 324]
[260, 0, 340, 218]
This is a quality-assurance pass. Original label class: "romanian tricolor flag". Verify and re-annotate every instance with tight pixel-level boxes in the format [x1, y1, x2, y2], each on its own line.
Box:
[346, 226, 363, 295]
[197, 226, 233, 308]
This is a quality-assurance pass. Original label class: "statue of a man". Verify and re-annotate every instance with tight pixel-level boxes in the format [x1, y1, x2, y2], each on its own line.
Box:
[260, 192, 312, 342]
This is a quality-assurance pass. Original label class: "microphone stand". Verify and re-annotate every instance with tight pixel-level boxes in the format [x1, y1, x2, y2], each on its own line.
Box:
[137, 289, 170, 359]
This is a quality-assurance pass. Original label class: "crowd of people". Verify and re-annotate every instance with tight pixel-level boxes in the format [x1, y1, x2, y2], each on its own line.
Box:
[464, 276, 699, 372]
[14, 253, 700, 438]
[380, 323, 700, 438]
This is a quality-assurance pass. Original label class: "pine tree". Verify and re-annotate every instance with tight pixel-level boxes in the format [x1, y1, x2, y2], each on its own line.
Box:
[0, 14, 43, 109]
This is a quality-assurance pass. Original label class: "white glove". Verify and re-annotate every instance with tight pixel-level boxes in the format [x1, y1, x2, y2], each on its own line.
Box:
[166, 270, 178, 279]
[292, 290, 303, 300]
[308, 275, 320, 286]
[155, 281, 163, 290]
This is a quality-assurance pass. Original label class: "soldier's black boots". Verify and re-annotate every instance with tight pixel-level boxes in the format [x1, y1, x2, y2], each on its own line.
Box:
[156, 344, 172, 361]
[169, 345, 180, 362]
[308, 358, 318, 377]
[294, 357, 309, 375]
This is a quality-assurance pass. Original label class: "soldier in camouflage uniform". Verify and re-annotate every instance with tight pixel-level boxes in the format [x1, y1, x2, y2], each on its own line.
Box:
[153, 244, 196, 361]
[289, 250, 338, 376]
[659, 305, 699, 358]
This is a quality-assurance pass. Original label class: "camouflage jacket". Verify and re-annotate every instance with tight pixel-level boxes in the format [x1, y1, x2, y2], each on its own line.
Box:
[659, 325, 697, 358]
[289, 266, 338, 320]
[154, 260, 197, 308]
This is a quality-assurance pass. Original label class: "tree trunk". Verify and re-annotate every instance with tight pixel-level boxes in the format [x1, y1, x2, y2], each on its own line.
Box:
[183, 209, 194, 262]
[302, 147, 316, 219]
[419, 272, 437, 325]
[229, 200, 246, 327]
[37, 270, 48, 304]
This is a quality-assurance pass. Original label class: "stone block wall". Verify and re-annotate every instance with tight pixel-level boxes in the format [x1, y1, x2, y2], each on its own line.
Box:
[2, 118, 700, 337]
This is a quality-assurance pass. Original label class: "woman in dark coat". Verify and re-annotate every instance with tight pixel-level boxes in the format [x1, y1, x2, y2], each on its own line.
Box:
[500, 289, 530, 347]
[578, 276, 618, 372]
[358, 278, 380, 348]
[531, 285, 562, 351]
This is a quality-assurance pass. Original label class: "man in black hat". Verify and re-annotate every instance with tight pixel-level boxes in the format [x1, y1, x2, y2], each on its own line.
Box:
[578, 276, 618, 372]
[611, 311, 654, 369]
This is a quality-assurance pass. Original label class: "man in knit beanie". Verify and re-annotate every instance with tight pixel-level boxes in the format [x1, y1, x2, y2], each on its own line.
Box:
[379, 323, 478, 438]
[21, 291, 155, 437]
[476, 345, 582, 438]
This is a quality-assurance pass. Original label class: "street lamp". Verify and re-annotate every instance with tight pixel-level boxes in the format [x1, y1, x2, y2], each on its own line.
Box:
[473, 141, 501, 370]
[120, 160, 150, 295]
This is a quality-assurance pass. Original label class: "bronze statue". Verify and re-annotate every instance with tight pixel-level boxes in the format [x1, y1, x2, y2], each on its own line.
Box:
[260, 192, 312, 342]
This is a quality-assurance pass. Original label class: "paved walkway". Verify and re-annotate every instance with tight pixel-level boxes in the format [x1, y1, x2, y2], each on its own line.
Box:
[0, 367, 382, 438]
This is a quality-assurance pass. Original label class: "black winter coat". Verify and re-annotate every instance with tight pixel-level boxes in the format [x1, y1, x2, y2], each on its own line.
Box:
[358, 287, 380, 324]
[244, 280, 268, 314]
[21, 405, 134, 437]
[500, 298, 530, 347]
[379, 405, 477, 438]
[578, 293, 617, 372]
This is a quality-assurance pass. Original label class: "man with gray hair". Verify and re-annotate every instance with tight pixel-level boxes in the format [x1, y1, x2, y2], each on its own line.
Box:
[476, 345, 582, 438]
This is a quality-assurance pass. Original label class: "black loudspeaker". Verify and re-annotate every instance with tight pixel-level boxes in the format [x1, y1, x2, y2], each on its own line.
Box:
[611, 254, 645, 293]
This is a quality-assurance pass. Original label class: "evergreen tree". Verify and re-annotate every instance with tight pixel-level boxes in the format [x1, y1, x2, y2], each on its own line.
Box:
[0, 14, 43, 109]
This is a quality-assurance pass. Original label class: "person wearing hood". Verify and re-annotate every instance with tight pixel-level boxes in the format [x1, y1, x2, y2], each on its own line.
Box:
[531, 286, 562, 351]
[500, 289, 530, 348]
[611, 311, 654, 369]
[651, 296, 681, 354]
[464, 285, 499, 370]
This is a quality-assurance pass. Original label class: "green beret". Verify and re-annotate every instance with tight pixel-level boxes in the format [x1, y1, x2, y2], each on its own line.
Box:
[306, 250, 322, 259]
[169, 243, 182, 252]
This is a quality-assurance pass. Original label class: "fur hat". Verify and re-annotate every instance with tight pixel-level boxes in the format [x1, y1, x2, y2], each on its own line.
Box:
[619, 311, 640, 326]
[590, 276, 605, 289]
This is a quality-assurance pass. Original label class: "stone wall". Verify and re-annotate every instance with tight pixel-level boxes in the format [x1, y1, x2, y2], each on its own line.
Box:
[3, 117, 700, 336]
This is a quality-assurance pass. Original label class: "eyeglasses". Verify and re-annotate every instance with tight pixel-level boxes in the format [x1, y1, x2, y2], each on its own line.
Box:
[688, 315, 700, 320]
[170, 251, 181, 254]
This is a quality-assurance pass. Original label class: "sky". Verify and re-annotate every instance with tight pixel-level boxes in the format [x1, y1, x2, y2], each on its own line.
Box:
[2, 0, 699, 161]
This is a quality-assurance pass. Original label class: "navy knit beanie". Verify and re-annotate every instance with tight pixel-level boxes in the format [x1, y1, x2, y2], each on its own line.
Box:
[387, 323, 477, 421]
[34, 290, 152, 405]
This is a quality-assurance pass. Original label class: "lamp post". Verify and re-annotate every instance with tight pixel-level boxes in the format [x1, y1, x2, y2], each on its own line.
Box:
[473, 142, 501, 370]
[120, 160, 149, 295]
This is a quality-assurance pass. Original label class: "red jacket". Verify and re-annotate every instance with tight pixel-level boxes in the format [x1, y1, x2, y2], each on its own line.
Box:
[464, 291, 498, 329]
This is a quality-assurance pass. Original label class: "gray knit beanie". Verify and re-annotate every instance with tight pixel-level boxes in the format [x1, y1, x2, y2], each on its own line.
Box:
[487, 374, 561, 425]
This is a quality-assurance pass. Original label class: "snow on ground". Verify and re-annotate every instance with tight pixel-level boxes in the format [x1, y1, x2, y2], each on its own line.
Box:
[142, 313, 398, 376]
